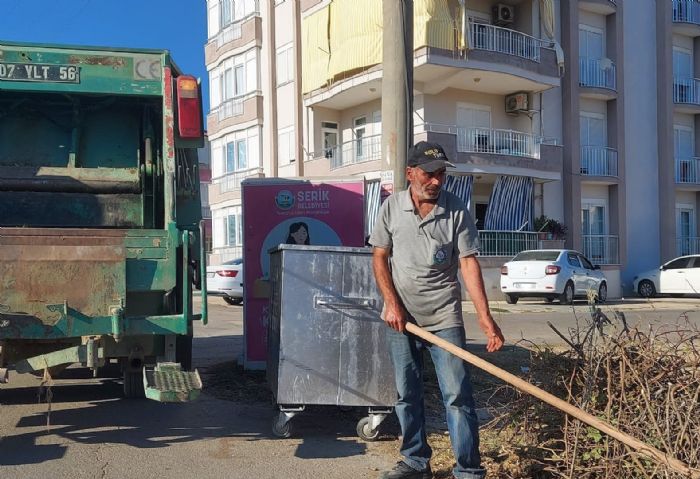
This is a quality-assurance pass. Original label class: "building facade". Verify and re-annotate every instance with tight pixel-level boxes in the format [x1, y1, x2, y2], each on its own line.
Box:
[205, 0, 694, 298]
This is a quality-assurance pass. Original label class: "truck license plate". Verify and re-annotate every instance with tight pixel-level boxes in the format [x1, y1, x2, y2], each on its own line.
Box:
[0, 62, 81, 83]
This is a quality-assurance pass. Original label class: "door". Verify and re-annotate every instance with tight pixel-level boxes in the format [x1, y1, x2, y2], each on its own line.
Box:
[660, 256, 692, 293]
[353, 116, 366, 161]
[580, 113, 607, 174]
[565, 252, 586, 294]
[577, 253, 599, 292]
[579, 26, 603, 85]
[674, 126, 694, 182]
[686, 256, 700, 294]
[673, 48, 694, 102]
[676, 206, 695, 256]
[322, 121, 338, 161]
[581, 202, 607, 263]
[457, 104, 491, 152]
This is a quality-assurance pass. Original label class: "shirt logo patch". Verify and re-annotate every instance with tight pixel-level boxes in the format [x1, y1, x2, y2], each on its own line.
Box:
[434, 248, 447, 265]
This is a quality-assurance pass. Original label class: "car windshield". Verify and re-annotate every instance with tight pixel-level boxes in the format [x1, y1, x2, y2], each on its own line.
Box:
[223, 258, 243, 266]
[511, 251, 561, 262]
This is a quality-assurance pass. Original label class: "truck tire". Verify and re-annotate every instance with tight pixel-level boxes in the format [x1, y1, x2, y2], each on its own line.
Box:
[123, 369, 145, 398]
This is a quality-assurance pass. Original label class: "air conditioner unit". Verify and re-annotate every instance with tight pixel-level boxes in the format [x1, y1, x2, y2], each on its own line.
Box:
[493, 3, 515, 26]
[505, 92, 529, 114]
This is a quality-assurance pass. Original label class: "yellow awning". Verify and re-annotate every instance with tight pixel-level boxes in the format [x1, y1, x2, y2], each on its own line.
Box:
[328, 0, 383, 82]
[301, 5, 330, 93]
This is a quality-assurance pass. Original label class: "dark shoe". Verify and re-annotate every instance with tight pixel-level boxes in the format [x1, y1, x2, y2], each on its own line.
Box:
[378, 461, 432, 479]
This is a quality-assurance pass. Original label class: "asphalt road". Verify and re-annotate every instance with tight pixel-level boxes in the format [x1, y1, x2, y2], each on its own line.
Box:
[1, 295, 698, 479]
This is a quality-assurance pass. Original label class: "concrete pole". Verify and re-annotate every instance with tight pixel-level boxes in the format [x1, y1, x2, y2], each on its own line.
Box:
[382, 0, 413, 194]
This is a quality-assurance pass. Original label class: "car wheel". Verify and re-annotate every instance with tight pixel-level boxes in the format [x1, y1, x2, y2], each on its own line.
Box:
[223, 296, 243, 306]
[637, 280, 656, 298]
[596, 282, 607, 303]
[559, 281, 574, 305]
[505, 294, 519, 304]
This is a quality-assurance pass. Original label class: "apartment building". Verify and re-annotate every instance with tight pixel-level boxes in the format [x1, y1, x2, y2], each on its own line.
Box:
[205, 0, 700, 297]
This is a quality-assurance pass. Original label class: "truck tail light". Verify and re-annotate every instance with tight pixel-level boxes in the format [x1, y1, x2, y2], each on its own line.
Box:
[176, 75, 202, 139]
[500, 265, 508, 275]
[217, 270, 238, 277]
[545, 265, 561, 275]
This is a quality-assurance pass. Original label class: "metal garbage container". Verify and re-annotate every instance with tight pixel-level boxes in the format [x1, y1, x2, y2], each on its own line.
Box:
[267, 245, 396, 440]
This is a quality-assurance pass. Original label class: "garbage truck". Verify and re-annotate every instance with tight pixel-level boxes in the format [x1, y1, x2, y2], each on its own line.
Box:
[0, 41, 207, 402]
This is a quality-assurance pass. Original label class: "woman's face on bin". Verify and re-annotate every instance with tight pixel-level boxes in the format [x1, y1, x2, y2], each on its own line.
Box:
[291, 225, 308, 244]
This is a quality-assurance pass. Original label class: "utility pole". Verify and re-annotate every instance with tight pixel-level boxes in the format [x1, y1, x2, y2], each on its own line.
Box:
[381, 0, 413, 195]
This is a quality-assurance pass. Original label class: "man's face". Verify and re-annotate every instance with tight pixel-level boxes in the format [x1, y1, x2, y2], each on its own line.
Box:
[407, 166, 445, 201]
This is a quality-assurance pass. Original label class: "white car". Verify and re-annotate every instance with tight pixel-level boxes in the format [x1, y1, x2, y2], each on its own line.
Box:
[500, 249, 608, 304]
[633, 254, 700, 298]
[206, 258, 244, 305]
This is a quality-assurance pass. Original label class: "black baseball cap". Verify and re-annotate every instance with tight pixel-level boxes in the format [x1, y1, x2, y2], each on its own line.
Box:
[407, 141, 455, 172]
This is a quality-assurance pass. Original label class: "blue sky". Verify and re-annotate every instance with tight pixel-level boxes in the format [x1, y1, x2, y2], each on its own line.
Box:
[2, 0, 210, 111]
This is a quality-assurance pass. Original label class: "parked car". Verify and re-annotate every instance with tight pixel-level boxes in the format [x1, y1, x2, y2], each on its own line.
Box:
[500, 249, 607, 304]
[207, 258, 243, 305]
[633, 254, 700, 298]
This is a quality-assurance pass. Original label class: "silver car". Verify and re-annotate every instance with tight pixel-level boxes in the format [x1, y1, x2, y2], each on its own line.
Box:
[206, 258, 243, 305]
[500, 249, 608, 304]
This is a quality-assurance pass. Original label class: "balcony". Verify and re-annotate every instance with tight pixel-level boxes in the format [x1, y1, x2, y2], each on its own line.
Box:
[578, 0, 617, 16]
[478, 230, 538, 257]
[580, 146, 619, 179]
[470, 23, 546, 62]
[673, 0, 700, 36]
[201, 206, 212, 219]
[207, 91, 263, 134]
[205, 4, 262, 65]
[677, 236, 700, 255]
[579, 57, 616, 98]
[327, 134, 382, 171]
[416, 123, 562, 181]
[211, 167, 264, 199]
[675, 157, 700, 187]
[582, 234, 619, 265]
[673, 78, 700, 113]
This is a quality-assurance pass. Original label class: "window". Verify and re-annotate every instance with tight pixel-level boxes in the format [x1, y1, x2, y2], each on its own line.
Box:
[579, 255, 595, 270]
[220, 0, 234, 28]
[234, 64, 245, 96]
[225, 139, 248, 172]
[322, 122, 338, 160]
[278, 127, 295, 164]
[579, 25, 604, 61]
[666, 257, 691, 270]
[567, 253, 582, 268]
[457, 104, 491, 152]
[673, 48, 693, 80]
[226, 214, 238, 246]
[276, 44, 294, 85]
[354, 117, 367, 159]
[223, 67, 234, 100]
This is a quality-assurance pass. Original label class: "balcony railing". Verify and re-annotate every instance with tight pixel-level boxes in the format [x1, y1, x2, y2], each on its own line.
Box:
[579, 57, 616, 90]
[213, 96, 244, 121]
[675, 157, 700, 184]
[469, 22, 547, 62]
[212, 166, 264, 193]
[201, 206, 212, 219]
[673, 78, 700, 105]
[582, 234, 619, 265]
[478, 231, 539, 257]
[457, 127, 543, 159]
[326, 134, 382, 170]
[211, 2, 260, 47]
[673, 0, 700, 24]
[580, 146, 618, 177]
[677, 236, 700, 255]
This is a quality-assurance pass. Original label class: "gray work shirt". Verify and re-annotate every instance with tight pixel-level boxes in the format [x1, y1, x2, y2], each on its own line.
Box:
[369, 188, 480, 331]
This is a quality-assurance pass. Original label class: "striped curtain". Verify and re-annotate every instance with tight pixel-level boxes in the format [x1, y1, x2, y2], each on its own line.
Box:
[484, 176, 534, 231]
[444, 174, 473, 210]
[365, 179, 381, 237]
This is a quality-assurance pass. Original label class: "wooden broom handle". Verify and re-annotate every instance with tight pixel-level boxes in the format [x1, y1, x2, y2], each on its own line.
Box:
[405, 322, 699, 478]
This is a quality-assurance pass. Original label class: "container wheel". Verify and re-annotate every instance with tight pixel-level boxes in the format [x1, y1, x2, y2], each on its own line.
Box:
[223, 297, 243, 306]
[356, 416, 380, 442]
[123, 369, 145, 399]
[272, 416, 292, 438]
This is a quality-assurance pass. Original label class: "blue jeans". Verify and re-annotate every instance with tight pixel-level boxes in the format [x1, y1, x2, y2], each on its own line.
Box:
[387, 326, 485, 479]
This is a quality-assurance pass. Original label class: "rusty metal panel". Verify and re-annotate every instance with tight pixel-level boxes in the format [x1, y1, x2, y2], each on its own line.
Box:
[0, 244, 126, 330]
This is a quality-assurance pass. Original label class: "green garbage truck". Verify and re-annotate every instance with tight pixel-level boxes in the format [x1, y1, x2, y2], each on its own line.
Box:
[0, 41, 207, 402]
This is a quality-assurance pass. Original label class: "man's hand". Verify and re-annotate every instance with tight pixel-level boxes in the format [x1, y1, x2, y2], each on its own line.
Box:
[478, 314, 505, 352]
[384, 302, 408, 333]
